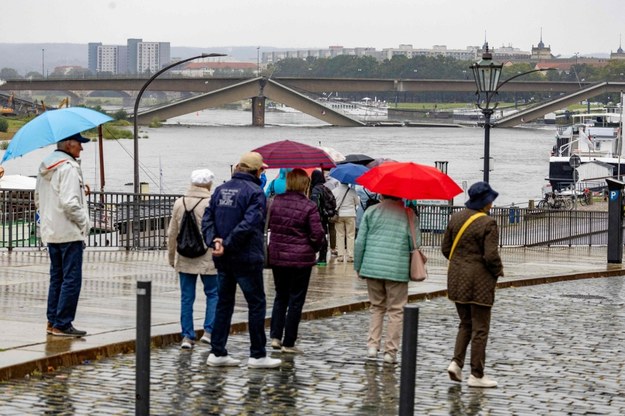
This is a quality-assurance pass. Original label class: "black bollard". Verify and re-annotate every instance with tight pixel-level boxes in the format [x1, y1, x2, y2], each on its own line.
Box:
[136, 280, 151, 416]
[399, 305, 419, 416]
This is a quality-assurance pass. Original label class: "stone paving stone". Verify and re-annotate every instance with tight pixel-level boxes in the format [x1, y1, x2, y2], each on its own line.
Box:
[1, 277, 625, 414]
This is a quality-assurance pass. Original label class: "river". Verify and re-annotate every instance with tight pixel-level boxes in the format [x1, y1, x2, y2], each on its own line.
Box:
[1, 108, 555, 207]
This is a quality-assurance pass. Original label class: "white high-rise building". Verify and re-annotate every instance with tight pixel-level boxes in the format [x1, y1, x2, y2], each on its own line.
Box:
[136, 42, 170, 74]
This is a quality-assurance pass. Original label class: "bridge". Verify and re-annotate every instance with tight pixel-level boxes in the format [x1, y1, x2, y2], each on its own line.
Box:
[1, 77, 621, 127]
[495, 82, 625, 127]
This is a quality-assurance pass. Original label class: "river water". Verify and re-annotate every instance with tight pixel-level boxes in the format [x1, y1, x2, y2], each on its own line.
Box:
[1, 109, 555, 207]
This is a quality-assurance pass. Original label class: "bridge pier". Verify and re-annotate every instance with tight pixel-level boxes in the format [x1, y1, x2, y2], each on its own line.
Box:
[252, 96, 266, 127]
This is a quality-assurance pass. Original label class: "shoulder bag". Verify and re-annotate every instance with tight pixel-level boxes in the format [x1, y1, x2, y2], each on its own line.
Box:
[406, 209, 427, 282]
[329, 188, 349, 223]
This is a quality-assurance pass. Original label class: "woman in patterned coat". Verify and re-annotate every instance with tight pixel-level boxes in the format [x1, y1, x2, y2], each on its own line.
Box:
[441, 181, 504, 388]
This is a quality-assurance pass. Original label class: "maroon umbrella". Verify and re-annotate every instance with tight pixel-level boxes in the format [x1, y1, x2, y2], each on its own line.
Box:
[252, 140, 336, 169]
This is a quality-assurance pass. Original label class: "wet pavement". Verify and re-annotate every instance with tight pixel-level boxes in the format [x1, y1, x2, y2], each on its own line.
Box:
[0, 247, 624, 414]
[0, 277, 623, 415]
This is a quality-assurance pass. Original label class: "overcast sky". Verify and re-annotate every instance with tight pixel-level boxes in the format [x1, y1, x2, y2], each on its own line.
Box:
[4, 0, 624, 57]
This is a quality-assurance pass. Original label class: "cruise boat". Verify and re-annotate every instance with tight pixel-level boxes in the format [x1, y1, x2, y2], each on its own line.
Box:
[318, 97, 388, 120]
[547, 106, 623, 191]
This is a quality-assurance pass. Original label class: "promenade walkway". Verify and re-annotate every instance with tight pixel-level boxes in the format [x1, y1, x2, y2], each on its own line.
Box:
[1, 246, 623, 382]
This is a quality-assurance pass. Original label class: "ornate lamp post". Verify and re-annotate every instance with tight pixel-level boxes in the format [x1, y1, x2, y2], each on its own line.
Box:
[470, 43, 503, 183]
[470, 44, 555, 183]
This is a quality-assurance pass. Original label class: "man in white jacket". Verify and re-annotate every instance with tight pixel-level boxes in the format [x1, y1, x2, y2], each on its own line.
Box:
[35, 133, 91, 337]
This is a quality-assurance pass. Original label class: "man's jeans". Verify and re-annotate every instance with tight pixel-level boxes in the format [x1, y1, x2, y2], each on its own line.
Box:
[179, 273, 219, 340]
[47, 241, 84, 330]
[210, 264, 267, 359]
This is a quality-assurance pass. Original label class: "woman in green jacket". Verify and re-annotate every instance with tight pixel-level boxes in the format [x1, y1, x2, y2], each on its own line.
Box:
[354, 195, 421, 364]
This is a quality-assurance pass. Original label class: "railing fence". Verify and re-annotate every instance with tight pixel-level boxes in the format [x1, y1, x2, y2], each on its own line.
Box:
[0, 190, 615, 250]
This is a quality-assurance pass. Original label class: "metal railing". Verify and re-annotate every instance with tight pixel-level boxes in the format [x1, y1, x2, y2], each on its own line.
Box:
[0, 191, 614, 250]
[1, 190, 180, 251]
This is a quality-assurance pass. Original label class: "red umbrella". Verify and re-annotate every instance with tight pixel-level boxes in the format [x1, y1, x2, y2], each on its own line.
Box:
[252, 140, 336, 169]
[356, 162, 463, 200]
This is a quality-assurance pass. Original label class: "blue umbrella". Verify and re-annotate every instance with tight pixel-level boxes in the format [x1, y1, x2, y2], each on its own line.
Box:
[329, 162, 369, 184]
[1, 107, 113, 163]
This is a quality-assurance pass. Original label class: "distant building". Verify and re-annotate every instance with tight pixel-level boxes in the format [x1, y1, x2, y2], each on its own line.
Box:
[88, 38, 171, 75]
[173, 61, 257, 77]
[610, 37, 625, 60]
[531, 30, 553, 61]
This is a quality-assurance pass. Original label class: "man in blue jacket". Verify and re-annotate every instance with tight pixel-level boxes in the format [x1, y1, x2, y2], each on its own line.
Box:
[202, 151, 281, 369]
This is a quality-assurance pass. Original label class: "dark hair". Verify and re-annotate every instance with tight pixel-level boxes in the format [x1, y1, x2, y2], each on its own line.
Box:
[381, 194, 401, 201]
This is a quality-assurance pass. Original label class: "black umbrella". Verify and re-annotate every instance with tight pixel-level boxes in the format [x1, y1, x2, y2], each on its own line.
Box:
[339, 153, 375, 165]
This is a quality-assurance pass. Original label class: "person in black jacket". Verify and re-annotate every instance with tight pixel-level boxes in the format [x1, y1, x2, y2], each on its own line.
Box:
[309, 170, 336, 266]
[202, 152, 281, 369]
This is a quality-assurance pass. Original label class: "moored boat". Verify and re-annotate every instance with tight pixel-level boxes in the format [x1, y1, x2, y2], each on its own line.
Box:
[547, 105, 623, 192]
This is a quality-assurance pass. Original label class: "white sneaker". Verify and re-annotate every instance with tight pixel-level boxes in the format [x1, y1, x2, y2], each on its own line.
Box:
[248, 356, 282, 369]
[206, 353, 241, 367]
[383, 353, 397, 364]
[467, 374, 498, 388]
[270, 338, 282, 350]
[447, 361, 462, 382]
[180, 337, 194, 350]
[200, 333, 211, 344]
[367, 347, 378, 360]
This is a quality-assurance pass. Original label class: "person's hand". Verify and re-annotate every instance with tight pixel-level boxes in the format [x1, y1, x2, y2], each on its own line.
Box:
[212, 238, 224, 257]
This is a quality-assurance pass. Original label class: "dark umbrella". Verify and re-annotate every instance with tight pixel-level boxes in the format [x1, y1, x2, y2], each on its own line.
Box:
[252, 140, 336, 169]
[339, 153, 375, 165]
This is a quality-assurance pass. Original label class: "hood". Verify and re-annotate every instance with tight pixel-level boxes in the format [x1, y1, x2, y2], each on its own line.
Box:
[38, 150, 76, 181]
[278, 168, 292, 179]
[311, 170, 325, 187]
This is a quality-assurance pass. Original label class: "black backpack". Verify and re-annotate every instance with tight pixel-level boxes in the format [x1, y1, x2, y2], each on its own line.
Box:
[321, 186, 337, 218]
[176, 197, 208, 258]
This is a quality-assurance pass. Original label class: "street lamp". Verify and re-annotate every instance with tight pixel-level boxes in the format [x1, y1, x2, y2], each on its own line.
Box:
[133, 53, 225, 195]
[470, 43, 555, 182]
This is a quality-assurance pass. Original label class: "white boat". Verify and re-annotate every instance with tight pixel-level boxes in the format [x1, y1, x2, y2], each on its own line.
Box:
[318, 97, 388, 120]
[547, 105, 623, 191]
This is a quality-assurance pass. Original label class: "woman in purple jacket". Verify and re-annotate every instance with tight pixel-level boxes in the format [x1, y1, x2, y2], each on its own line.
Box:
[268, 169, 326, 354]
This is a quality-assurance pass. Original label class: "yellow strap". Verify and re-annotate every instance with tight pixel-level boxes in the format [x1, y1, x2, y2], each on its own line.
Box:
[448, 212, 486, 261]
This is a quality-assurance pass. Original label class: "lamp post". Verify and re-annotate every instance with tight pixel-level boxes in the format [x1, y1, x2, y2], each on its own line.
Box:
[470, 43, 555, 183]
[133, 53, 225, 195]
[41, 49, 45, 79]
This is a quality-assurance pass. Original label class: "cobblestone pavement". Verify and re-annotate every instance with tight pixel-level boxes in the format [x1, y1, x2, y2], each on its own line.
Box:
[0, 276, 623, 415]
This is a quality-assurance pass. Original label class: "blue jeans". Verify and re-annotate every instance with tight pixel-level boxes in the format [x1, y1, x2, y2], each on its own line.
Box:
[270, 266, 312, 347]
[211, 264, 267, 359]
[179, 272, 219, 340]
[47, 241, 84, 330]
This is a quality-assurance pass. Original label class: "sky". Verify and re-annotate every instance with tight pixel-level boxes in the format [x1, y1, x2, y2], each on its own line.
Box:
[3, 0, 624, 57]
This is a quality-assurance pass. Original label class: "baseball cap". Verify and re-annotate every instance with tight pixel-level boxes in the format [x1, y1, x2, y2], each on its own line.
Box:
[238, 152, 265, 170]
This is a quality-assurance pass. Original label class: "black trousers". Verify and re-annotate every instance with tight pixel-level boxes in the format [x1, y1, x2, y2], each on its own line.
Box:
[270, 265, 312, 347]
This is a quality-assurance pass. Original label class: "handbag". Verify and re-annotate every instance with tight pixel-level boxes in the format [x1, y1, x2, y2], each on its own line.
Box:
[406, 209, 427, 282]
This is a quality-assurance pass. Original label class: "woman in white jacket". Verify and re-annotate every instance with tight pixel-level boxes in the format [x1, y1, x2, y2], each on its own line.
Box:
[167, 169, 218, 349]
